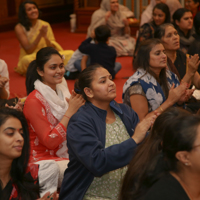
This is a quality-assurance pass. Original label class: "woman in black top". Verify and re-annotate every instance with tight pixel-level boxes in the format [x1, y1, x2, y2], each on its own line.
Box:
[119, 107, 200, 200]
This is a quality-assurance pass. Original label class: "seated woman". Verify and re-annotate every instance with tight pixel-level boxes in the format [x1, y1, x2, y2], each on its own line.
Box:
[140, 0, 182, 26]
[154, 23, 200, 87]
[134, 3, 170, 58]
[123, 39, 192, 121]
[14, 0, 74, 76]
[185, 0, 200, 18]
[23, 47, 84, 196]
[59, 65, 156, 200]
[87, 0, 135, 56]
[119, 107, 200, 200]
[0, 107, 58, 200]
[173, 8, 195, 54]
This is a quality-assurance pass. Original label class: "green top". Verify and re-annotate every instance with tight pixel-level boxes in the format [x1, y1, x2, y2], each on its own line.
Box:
[84, 112, 130, 200]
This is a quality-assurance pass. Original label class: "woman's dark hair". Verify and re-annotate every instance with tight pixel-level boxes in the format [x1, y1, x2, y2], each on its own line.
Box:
[133, 38, 169, 98]
[194, 12, 200, 34]
[26, 47, 62, 95]
[0, 108, 39, 200]
[154, 23, 174, 39]
[162, 113, 200, 171]
[95, 25, 111, 43]
[173, 8, 192, 28]
[74, 64, 103, 101]
[153, 3, 171, 24]
[119, 107, 191, 200]
[18, 0, 41, 31]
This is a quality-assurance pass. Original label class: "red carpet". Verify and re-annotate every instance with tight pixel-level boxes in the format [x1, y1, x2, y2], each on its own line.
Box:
[0, 22, 134, 103]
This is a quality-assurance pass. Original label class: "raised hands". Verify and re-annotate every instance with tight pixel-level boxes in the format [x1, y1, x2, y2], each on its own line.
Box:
[132, 113, 157, 144]
[105, 11, 111, 22]
[187, 54, 200, 76]
[39, 25, 48, 38]
[65, 90, 85, 118]
[167, 82, 188, 105]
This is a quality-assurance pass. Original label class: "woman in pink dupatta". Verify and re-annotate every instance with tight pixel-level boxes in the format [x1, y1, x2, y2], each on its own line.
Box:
[87, 0, 135, 57]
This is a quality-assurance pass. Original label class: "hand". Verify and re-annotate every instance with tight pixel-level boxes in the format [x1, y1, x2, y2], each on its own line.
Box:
[39, 25, 48, 37]
[105, 11, 111, 22]
[187, 54, 200, 76]
[123, 18, 129, 26]
[178, 88, 195, 104]
[65, 91, 85, 117]
[37, 191, 58, 200]
[132, 113, 157, 144]
[90, 30, 95, 39]
[167, 83, 187, 105]
[5, 98, 26, 112]
[0, 75, 8, 89]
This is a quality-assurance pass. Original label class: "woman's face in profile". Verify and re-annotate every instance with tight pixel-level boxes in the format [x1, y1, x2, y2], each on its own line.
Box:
[0, 117, 24, 160]
[38, 54, 65, 90]
[25, 3, 39, 20]
[161, 26, 180, 51]
[149, 43, 167, 69]
[86, 67, 116, 102]
[175, 12, 193, 31]
[110, 0, 119, 12]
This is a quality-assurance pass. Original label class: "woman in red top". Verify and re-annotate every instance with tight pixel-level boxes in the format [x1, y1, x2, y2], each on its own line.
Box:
[0, 107, 58, 200]
[23, 47, 84, 196]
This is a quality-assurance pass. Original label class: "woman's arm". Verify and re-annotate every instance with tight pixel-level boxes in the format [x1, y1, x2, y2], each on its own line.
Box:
[130, 83, 188, 121]
[181, 54, 200, 85]
[14, 24, 45, 54]
[59, 91, 85, 128]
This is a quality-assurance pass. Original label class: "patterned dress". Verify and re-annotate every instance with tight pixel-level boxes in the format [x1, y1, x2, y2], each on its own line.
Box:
[23, 90, 67, 162]
[84, 113, 130, 200]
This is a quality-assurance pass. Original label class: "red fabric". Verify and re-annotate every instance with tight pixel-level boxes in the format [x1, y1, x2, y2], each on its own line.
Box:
[9, 163, 39, 200]
[23, 90, 67, 162]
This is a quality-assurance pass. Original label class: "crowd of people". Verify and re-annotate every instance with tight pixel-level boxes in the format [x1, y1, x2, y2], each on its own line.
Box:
[1, 0, 200, 199]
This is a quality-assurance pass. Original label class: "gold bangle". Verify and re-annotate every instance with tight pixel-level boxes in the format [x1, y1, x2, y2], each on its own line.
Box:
[159, 106, 163, 112]
[64, 115, 70, 119]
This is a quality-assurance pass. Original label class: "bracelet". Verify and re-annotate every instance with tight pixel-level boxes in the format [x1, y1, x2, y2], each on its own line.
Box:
[64, 114, 70, 119]
[159, 106, 163, 112]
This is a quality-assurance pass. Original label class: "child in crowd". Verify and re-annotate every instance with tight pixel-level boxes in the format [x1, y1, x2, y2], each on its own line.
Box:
[75, 25, 121, 79]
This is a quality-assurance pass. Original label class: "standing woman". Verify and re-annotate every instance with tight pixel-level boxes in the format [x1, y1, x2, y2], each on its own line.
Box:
[14, 0, 74, 76]
[134, 3, 170, 58]
[0, 107, 58, 200]
[173, 8, 195, 54]
[59, 65, 156, 200]
[23, 47, 84, 196]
